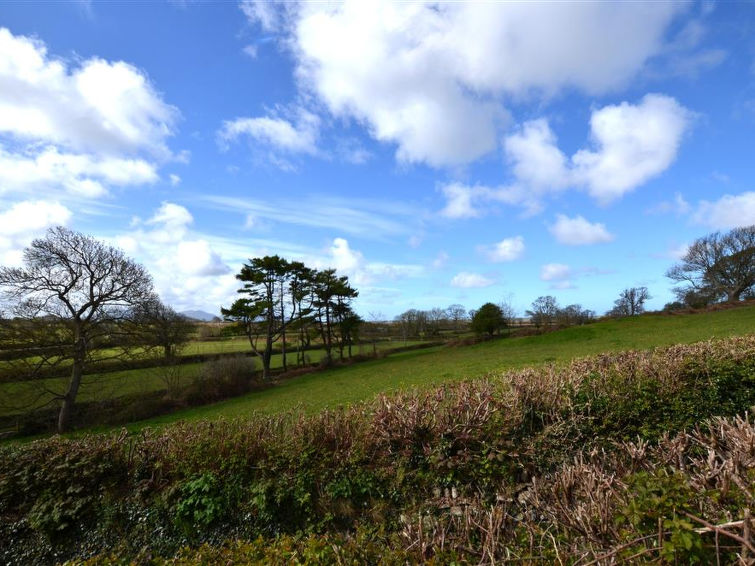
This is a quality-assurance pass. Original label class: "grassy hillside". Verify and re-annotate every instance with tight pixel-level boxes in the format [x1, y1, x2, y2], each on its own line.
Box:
[2, 335, 754, 564]
[131, 306, 755, 429]
[0, 340, 428, 418]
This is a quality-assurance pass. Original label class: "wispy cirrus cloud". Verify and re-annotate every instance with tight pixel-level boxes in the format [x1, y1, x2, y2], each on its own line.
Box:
[200, 194, 420, 239]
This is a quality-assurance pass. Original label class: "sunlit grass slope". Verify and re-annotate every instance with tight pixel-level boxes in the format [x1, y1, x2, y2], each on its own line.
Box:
[132, 306, 755, 429]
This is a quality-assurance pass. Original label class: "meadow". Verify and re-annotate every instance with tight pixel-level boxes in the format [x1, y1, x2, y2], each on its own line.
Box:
[129, 305, 755, 429]
[0, 338, 429, 419]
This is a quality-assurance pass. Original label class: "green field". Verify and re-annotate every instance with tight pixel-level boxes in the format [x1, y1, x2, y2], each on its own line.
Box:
[0, 339, 430, 417]
[3, 306, 753, 430]
[123, 306, 755, 429]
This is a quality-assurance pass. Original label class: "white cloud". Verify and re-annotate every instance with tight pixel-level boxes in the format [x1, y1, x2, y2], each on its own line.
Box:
[646, 192, 690, 215]
[169, 174, 181, 186]
[242, 44, 258, 58]
[505, 120, 570, 193]
[240, 0, 287, 32]
[572, 94, 692, 203]
[439, 183, 487, 219]
[669, 242, 690, 260]
[0, 27, 176, 157]
[540, 263, 574, 290]
[147, 201, 193, 230]
[549, 214, 614, 246]
[201, 194, 415, 239]
[439, 94, 691, 217]
[219, 107, 319, 156]
[693, 192, 755, 229]
[321, 237, 423, 286]
[176, 240, 230, 276]
[432, 251, 449, 269]
[484, 236, 525, 262]
[0, 199, 72, 266]
[451, 271, 495, 288]
[540, 263, 571, 282]
[110, 202, 235, 311]
[0, 28, 176, 200]
[0, 146, 157, 198]
[245, 2, 685, 168]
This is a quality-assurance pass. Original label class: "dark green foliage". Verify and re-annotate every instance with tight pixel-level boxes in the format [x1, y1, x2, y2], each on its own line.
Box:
[620, 471, 707, 563]
[470, 302, 505, 336]
[173, 473, 228, 530]
[572, 358, 755, 441]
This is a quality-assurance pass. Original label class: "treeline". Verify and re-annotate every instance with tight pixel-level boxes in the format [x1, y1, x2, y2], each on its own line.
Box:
[392, 304, 469, 338]
[221, 256, 360, 379]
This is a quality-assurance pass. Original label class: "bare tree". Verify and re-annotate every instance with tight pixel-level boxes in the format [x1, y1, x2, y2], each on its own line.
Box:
[609, 287, 650, 317]
[497, 297, 517, 327]
[667, 226, 755, 304]
[526, 296, 559, 329]
[366, 311, 386, 356]
[445, 304, 467, 331]
[134, 299, 195, 360]
[133, 300, 195, 399]
[0, 227, 155, 432]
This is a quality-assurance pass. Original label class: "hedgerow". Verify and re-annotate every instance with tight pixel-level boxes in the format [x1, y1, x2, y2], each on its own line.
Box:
[1, 336, 754, 564]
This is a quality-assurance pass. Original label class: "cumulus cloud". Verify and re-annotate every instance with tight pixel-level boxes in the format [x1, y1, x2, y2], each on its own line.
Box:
[0, 27, 176, 200]
[483, 236, 525, 262]
[176, 240, 230, 276]
[450, 271, 495, 288]
[0, 146, 157, 198]
[321, 237, 423, 286]
[549, 214, 614, 246]
[0, 200, 73, 266]
[147, 201, 194, 230]
[242, 1, 686, 168]
[505, 120, 570, 193]
[440, 94, 691, 217]
[540, 263, 575, 290]
[693, 192, 755, 229]
[0, 28, 176, 156]
[439, 183, 487, 219]
[219, 107, 320, 155]
[113, 202, 234, 309]
[572, 94, 692, 203]
[540, 263, 571, 282]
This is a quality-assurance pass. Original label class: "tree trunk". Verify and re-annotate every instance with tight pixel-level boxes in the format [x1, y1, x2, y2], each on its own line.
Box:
[323, 306, 332, 364]
[261, 349, 271, 380]
[58, 331, 85, 433]
[280, 284, 288, 372]
[726, 288, 742, 303]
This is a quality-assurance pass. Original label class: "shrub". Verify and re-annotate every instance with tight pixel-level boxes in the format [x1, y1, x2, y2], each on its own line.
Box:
[183, 355, 259, 404]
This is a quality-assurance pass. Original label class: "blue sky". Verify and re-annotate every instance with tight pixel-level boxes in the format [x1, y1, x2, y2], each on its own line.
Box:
[1, 1, 754, 318]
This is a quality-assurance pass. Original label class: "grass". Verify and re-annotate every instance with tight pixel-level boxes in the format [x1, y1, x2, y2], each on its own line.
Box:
[124, 305, 755, 430]
[0, 340, 430, 417]
[3, 306, 753, 431]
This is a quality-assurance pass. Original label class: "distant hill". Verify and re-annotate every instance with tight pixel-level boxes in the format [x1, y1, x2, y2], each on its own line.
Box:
[180, 309, 220, 322]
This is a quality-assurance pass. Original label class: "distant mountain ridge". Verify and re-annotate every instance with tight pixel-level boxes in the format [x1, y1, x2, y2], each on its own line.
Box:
[180, 310, 220, 322]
